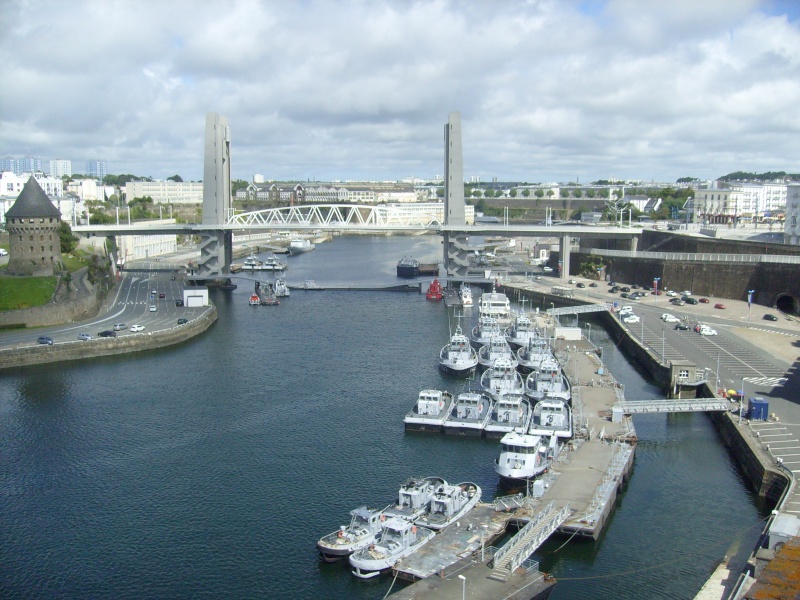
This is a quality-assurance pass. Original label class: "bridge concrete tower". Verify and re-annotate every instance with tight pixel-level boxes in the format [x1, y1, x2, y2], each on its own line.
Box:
[443, 112, 470, 277]
[198, 112, 233, 277]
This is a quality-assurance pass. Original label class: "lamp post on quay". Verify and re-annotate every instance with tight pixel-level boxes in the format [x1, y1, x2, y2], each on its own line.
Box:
[748, 290, 755, 321]
[458, 574, 466, 600]
[654, 277, 661, 302]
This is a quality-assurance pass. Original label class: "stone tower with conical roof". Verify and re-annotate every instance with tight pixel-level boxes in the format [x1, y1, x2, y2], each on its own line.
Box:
[4, 176, 63, 276]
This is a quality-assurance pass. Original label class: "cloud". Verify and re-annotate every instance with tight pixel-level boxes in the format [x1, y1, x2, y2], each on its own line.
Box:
[1, 0, 798, 183]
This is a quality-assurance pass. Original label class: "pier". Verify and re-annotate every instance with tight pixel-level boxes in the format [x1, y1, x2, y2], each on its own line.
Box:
[393, 323, 637, 598]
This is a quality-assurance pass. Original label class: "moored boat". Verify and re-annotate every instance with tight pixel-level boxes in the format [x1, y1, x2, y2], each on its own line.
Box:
[477, 285, 512, 325]
[414, 482, 481, 530]
[484, 394, 531, 438]
[528, 398, 572, 440]
[442, 391, 493, 435]
[349, 518, 436, 579]
[459, 283, 473, 307]
[316, 505, 388, 563]
[425, 279, 443, 300]
[525, 357, 571, 402]
[404, 390, 455, 432]
[438, 325, 478, 376]
[249, 293, 260, 306]
[383, 476, 445, 521]
[261, 253, 287, 271]
[477, 333, 518, 370]
[470, 314, 499, 348]
[479, 357, 525, 399]
[494, 431, 557, 488]
[288, 238, 315, 254]
[273, 278, 290, 297]
[516, 336, 553, 374]
[397, 256, 420, 278]
[505, 312, 538, 348]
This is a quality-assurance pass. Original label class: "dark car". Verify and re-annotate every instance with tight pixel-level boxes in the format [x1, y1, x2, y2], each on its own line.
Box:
[576, 282, 586, 288]
[175, 299, 184, 307]
[763, 314, 778, 321]
[620, 292, 630, 299]
[699, 298, 710, 303]
[177, 318, 189, 325]
[714, 303, 726, 309]
[685, 297, 699, 305]
[620, 287, 631, 292]
[98, 330, 116, 338]
[674, 323, 690, 330]
[158, 293, 166, 299]
[608, 281, 616, 286]
[171, 276, 176, 281]
[37, 336, 54, 345]
[631, 284, 639, 289]
[589, 282, 598, 287]
[670, 298, 686, 306]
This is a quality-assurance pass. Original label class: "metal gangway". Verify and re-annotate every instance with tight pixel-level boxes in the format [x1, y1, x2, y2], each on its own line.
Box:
[547, 303, 613, 317]
[615, 398, 732, 418]
[489, 500, 571, 582]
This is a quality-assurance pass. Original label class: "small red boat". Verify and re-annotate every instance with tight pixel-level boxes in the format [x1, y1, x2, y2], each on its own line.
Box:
[249, 294, 260, 306]
[426, 279, 443, 301]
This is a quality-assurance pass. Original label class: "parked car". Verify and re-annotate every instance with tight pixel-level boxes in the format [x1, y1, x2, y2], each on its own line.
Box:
[674, 323, 690, 330]
[620, 292, 630, 299]
[113, 323, 127, 331]
[149, 305, 157, 312]
[568, 279, 577, 284]
[685, 297, 699, 305]
[631, 284, 639, 289]
[622, 314, 640, 324]
[37, 336, 54, 345]
[98, 330, 116, 338]
[666, 291, 678, 297]
[543, 266, 553, 272]
[589, 282, 598, 287]
[77, 333, 92, 341]
[171, 276, 176, 281]
[699, 298, 710, 303]
[130, 325, 145, 332]
[620, 287, 631, 292]
[175, 299, 184, 307]
[151, 289, 157, 295]
[619, 306, 634, 314]
[763, 314, 779, 321]
[177, 318, 189, 325]
[670, 298, 685, 306]
[714, 303, 726, 309]
[0, 248, 8, 256]
[681, 291, 692, 296]
[699, 326, 718, 336]
[608, 281, 616, 286]
[158, 293, 166, 299]
[651, 290, 662, 295]
[662, 314, 679, 322]
[576, 282, 586, 288]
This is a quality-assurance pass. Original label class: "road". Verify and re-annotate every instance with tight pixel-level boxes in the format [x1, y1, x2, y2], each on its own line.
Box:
[0, 269, 204, 348]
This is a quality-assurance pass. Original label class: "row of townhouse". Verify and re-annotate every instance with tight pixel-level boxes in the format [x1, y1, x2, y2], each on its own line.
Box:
[235, 182, 425, 204]
[692, 182, 791, 224]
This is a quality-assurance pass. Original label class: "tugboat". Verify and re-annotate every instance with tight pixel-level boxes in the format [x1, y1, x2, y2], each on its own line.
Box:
[414, 482, 482, 531]
[273, 278, 290, 297]
[425, 279, 443, 301]
[349, 518, 436, 579]
[316, 505, 388, 563]
[404, 390, 455, 432]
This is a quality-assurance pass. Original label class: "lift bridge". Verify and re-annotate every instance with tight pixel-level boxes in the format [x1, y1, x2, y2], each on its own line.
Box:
[546, 303, 614, 318]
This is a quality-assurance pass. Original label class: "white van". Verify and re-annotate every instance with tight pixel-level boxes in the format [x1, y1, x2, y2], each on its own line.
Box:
[619, 305, 633, 314]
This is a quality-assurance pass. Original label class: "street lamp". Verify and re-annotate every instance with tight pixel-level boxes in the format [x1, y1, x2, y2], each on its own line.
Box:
[661, 327, 665, 362]
[747, 290, 755, 322]
[481, 525, 488, 562]
[587, 322, 592, 344]
[458, 574, 466, 600]
[653, 277, 660, 302]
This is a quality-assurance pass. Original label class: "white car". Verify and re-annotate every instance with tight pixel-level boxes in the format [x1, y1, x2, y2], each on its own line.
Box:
[619, 306, 633, 314]
[666, 291, 678, 297]
[661, 314, 679, 322]
[681, 290, 692, 296]
[0, 248, 8, 256]
[699, 327, 717, 336]
[568, 279, 577, 284]
[543, 266, 553, 272]
[130, 324, 145, 332]
[149, 305, 157, 312]
[622, 314, 640, 324]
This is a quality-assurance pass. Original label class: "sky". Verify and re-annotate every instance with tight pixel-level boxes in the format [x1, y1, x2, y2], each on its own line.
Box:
[2, 0, 799, 184]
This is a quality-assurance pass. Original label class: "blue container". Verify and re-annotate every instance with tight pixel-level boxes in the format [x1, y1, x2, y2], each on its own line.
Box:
[748, 397, 769, 421]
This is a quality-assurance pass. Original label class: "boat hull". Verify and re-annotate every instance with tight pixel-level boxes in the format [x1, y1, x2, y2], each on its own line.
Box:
[403, 421, 444, 433]
[438, 362, 477, 377]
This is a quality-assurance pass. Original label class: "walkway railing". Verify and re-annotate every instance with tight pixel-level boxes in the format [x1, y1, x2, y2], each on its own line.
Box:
[588, 248, 800, 264]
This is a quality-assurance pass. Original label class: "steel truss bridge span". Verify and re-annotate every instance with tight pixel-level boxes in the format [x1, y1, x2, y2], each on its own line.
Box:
[227, 203, 444, 230]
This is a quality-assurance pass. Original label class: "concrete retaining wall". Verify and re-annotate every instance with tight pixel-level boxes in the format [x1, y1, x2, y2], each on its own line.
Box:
[0, 306, 217, 370]
[708, 410, 789, 503]
[0, 268, 100, 329]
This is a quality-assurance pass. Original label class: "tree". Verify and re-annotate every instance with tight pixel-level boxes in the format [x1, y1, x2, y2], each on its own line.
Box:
[509, 189, 518, 198]
[167, 174, 183, 182]
[534, 189, 544, 198]
[231, 179, 249, 196]
[59, 221, 78, 254]
[521, 189, 530, 198]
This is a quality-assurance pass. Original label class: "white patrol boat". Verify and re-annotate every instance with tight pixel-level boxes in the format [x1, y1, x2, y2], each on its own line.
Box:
[415, 482, 481, 531]
[524, 356, 571, 402]
[477, 285, 512, 326]
[459, 283, 473, 307]
[477, 333, 518, 370]
[349, 517, 436, 579]
[505, 312, 538, 349]
[480, 357, 525, 400]
[494, 431, 558, 488]
[383, 476, 445, 521]
[273, 277, 290, 297]
[470, 314, 499, 348]
[438, 325, 479, 376]
[484, 394, 531, 438]
[528, 399, 572, 440]
[404, 390, 455, 432]
[516, 336, 553, 374]
[443, 391, 493, 435]
[316, 505, 388, 563]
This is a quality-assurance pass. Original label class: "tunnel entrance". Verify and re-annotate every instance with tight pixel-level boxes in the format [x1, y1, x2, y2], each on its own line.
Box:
[775, 294, 799, 315]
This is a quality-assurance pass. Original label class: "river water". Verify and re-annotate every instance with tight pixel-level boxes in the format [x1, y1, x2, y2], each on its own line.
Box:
[0, 234, 768, 599]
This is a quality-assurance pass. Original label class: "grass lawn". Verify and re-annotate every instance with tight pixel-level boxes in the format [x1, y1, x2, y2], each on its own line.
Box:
[62, 254, 90, 272]
[0, 276, 58, 310]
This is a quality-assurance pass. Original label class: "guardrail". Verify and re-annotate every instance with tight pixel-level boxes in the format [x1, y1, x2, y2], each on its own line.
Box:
[588, 248, 800, 264]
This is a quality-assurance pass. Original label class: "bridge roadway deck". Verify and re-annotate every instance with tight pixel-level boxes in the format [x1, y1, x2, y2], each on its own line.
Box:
[391, 331, 635, 597]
